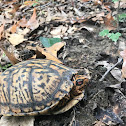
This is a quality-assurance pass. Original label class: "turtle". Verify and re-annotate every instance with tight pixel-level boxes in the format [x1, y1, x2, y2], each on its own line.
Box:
[0, 59, 89, 116]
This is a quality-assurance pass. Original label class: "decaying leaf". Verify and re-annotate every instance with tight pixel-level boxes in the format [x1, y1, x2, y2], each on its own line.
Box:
[105, 86, 126, 122]
[120, 49, 126, 78]
[103, 12, 117, 30]
[27, 8, 39, 30]
[94, 106, 124, 125]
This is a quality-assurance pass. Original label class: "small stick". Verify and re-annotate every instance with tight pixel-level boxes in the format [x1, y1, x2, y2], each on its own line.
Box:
[69, 109, 76, 126]
[99, 57, 123, 81]
[116, 0, 121, 31]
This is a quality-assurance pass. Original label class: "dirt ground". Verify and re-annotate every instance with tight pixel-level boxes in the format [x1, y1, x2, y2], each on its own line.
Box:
[33, 26, 126, 126]
[0, 0, 126, 126]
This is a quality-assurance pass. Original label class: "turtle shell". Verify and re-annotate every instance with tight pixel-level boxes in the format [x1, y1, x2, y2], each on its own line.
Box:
[0, 59, 78, 116]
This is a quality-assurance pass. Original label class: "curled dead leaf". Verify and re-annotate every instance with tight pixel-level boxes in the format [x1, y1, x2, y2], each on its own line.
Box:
[36, 42, 65, 63]
[26, 42, 65, 63]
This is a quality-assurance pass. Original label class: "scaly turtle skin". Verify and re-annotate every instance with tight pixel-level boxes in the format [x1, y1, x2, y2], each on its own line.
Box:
[0, 59, 89, 116]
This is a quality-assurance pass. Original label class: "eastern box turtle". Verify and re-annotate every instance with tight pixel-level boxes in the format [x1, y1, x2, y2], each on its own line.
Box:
[0, 59, 89, 116]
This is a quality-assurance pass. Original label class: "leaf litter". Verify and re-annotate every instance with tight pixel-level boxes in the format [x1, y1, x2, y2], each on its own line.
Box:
[0, 0, 126, 126]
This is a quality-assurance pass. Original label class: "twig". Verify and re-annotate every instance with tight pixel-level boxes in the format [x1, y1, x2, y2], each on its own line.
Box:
[116, 0, 121, 31]
[69, 109, 76, 126]
[99, 57, 123, 81]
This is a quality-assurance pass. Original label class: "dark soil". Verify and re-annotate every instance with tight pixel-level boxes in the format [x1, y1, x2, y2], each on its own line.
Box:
[33, 21, 125, 126]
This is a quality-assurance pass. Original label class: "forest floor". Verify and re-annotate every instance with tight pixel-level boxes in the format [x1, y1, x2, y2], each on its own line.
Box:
[0, 0, 126, 126]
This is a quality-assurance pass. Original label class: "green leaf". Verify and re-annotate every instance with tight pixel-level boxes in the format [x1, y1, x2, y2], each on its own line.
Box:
[119, 13, 126, 19]
[112, 0, 119, 2]
[99, 29, 109, 37]
[32, 3, 38, 7]
[107, 33, 112, 37]
[39, 37, 61, 47]
[0, 64, 12, 70]
[119, 13, 126, 22]
[32, 0, 39, 7]
[109, 32, 121, 42]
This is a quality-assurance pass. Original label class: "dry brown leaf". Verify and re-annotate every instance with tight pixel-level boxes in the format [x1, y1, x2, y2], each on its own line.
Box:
[50, 11, 68, 22]
[92, 12, 104, 22]
[4, 0, 18, 4]
[10, 4, 21, 14]
[0, 24, 4, 40]
[80, 0, 91, 2]
[104, 12, 117, 30]
[10, 23, 18, 33]
[10, 8, 39, 33]
[50, 25, 68, 37]
[36, 42, 65, 63]
[24, 1, 38, 6]
[0, 45, 20, 65]
[27, 42, 65, 63]
[120, 50, 126, 78]
[93, 0, 103, 5]
[0, 15, 4, 25]
[45, 42, 65, 57]
[7, 33, 27, 46]
[81, 0, 103, 5]
[46, 9, 52, 22]
[36, 46, 63, 64]
[18, 17, 27, 27]
[18, 28, 30, 35]
[94, 121, 105, 126]
[114, 0, 126, 8]
[70, 15, 92, 24]
[74, 8, 83, 16]
[27, 8, 39, 30]
[103, 4, 111, 12]
[4, 8, 13, 19]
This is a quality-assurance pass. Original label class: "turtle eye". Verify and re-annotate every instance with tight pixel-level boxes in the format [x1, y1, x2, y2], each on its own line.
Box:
[76, 79, 83, 86]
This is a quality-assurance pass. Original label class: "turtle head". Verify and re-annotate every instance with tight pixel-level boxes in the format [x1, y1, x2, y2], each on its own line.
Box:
[71, 75, 89, 96]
